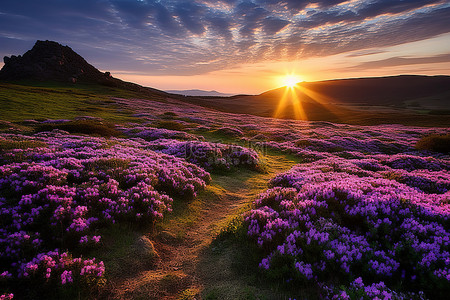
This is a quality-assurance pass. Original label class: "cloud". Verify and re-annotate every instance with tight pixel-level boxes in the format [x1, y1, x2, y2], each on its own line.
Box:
[110, 0, 154, 28]
[205, 14, 233, 40]
[346, 53, 450, 70]
[262, 17, 290, 35]
[357, 0, 444, 18]
[174, 2, 206, 35]
[255, 0, 348, 12]
[0, 0, 449, 76]
[346, 50, 387, 57]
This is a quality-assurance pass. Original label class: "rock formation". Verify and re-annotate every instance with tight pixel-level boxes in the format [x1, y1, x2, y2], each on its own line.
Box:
[0, 40, 112, 83]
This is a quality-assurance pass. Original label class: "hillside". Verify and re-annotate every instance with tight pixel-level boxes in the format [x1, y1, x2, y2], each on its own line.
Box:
[261, 75, 450, 106]
[179, 75, 450, 126]
[167, 89, 235, 97]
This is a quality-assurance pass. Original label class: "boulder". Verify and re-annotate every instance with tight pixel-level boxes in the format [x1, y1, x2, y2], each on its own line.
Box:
[132, 235, 159, 266]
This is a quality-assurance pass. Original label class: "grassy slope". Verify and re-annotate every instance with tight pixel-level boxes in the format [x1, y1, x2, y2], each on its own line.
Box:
[0, 81, 166, 122]
[177, 76, 450, 127]
[196, 153, 305, 300]
[178, 94, 450, 127]
[2, 80, 449, 127]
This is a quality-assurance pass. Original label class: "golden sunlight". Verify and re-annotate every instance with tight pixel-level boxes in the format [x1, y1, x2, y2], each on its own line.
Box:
[280, 74, 303, 88]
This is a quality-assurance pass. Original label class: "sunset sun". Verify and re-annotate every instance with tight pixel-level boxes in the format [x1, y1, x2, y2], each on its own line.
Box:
[280, 75, 303, 88]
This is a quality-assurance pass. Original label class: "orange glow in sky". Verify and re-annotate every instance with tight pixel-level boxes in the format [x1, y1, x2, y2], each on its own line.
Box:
[112, 33, 450, 95]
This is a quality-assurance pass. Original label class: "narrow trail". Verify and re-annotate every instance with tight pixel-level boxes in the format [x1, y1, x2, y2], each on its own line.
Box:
[110, 154, 298, 299]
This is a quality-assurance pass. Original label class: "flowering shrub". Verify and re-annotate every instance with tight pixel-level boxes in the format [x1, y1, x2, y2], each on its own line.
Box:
[245, 158, 450, 298]
[0, 132, 211, 296]
[18, 250, 105, 285]
[144, 139, 261, 171]
[269, 156, 450, 194]
[119, 125, 199, 141]
[323, 277, 427, 299]
[118, 123, 262, 171]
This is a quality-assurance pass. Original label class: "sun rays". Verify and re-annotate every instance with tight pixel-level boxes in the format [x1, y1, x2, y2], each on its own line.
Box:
[273, 79, 337, 121]
[273, 84, 306, 120]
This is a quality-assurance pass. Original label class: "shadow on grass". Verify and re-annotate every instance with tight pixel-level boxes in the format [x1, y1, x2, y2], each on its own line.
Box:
[416, 134, 450, 153]
[199, 220, 322, 300]
[35, 119, 122, 137]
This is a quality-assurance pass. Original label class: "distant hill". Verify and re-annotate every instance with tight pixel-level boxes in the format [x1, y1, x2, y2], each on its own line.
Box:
[167, 89, 234, 97]
[178, 75, 450, 126]
[260, 75, 450, 107]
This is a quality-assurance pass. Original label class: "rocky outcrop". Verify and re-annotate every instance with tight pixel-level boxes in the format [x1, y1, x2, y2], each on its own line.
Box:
[0, 40, 174, 99]
[0, 40, 111, 83]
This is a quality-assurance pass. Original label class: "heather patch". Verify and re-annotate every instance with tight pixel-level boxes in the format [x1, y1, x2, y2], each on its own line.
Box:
[245, 160, 450, 298]
[143, 139, 261, 172]
[0, 132, 211, 297]
[118, 125, 199, 141]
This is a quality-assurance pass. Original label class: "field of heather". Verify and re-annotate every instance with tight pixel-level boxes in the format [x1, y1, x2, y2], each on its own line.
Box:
[1, 95, 449, 299]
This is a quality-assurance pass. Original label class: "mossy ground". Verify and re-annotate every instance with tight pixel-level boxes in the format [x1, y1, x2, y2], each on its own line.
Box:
[0, 81, 164, 123]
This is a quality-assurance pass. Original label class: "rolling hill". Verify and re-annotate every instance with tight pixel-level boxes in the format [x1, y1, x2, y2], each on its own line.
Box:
[179, 75, 450, 126]
[167, 89, 235, 97]
[261, 75, 450, 106]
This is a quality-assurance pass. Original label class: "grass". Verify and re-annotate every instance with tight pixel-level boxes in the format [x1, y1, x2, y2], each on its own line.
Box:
[0, 139, 47, 150]
[157, 193, 207, 240]
[191, 153, 302, 299]
[416, 134, 450, 153]
[35, 119, 122, 137]
[0, 81, 165, 123]
[177, 288, 200, 300]
[140, 148, 302, 300]
[87, 223, 160, 300]
[153, 120, 185, 131]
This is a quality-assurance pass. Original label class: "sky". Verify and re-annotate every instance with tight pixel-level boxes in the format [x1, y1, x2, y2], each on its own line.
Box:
[0, 0, 449, 94]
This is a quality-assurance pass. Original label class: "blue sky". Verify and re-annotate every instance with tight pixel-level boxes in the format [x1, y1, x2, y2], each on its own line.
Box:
[1, 0, 449, 93]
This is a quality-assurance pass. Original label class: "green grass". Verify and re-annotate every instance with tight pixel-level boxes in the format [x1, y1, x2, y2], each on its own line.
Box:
[0, 139, 47, 150]
[153, 120, 185, 131]
[0, 81, 165, 122]
[88, 224, 156, 280]
[157, 193, 207, 240]
[149, 149, 302, 299]
[191, 153, 302, 300]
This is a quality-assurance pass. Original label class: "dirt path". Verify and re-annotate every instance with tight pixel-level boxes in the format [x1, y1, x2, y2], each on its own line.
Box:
[110, 154, 298, 299]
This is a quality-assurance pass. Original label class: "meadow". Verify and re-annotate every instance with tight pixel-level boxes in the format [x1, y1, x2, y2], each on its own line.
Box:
[0, 82, 449, 299]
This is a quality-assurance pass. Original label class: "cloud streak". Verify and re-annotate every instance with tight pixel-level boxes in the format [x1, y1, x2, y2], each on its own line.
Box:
[346, 53, 450, 71]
